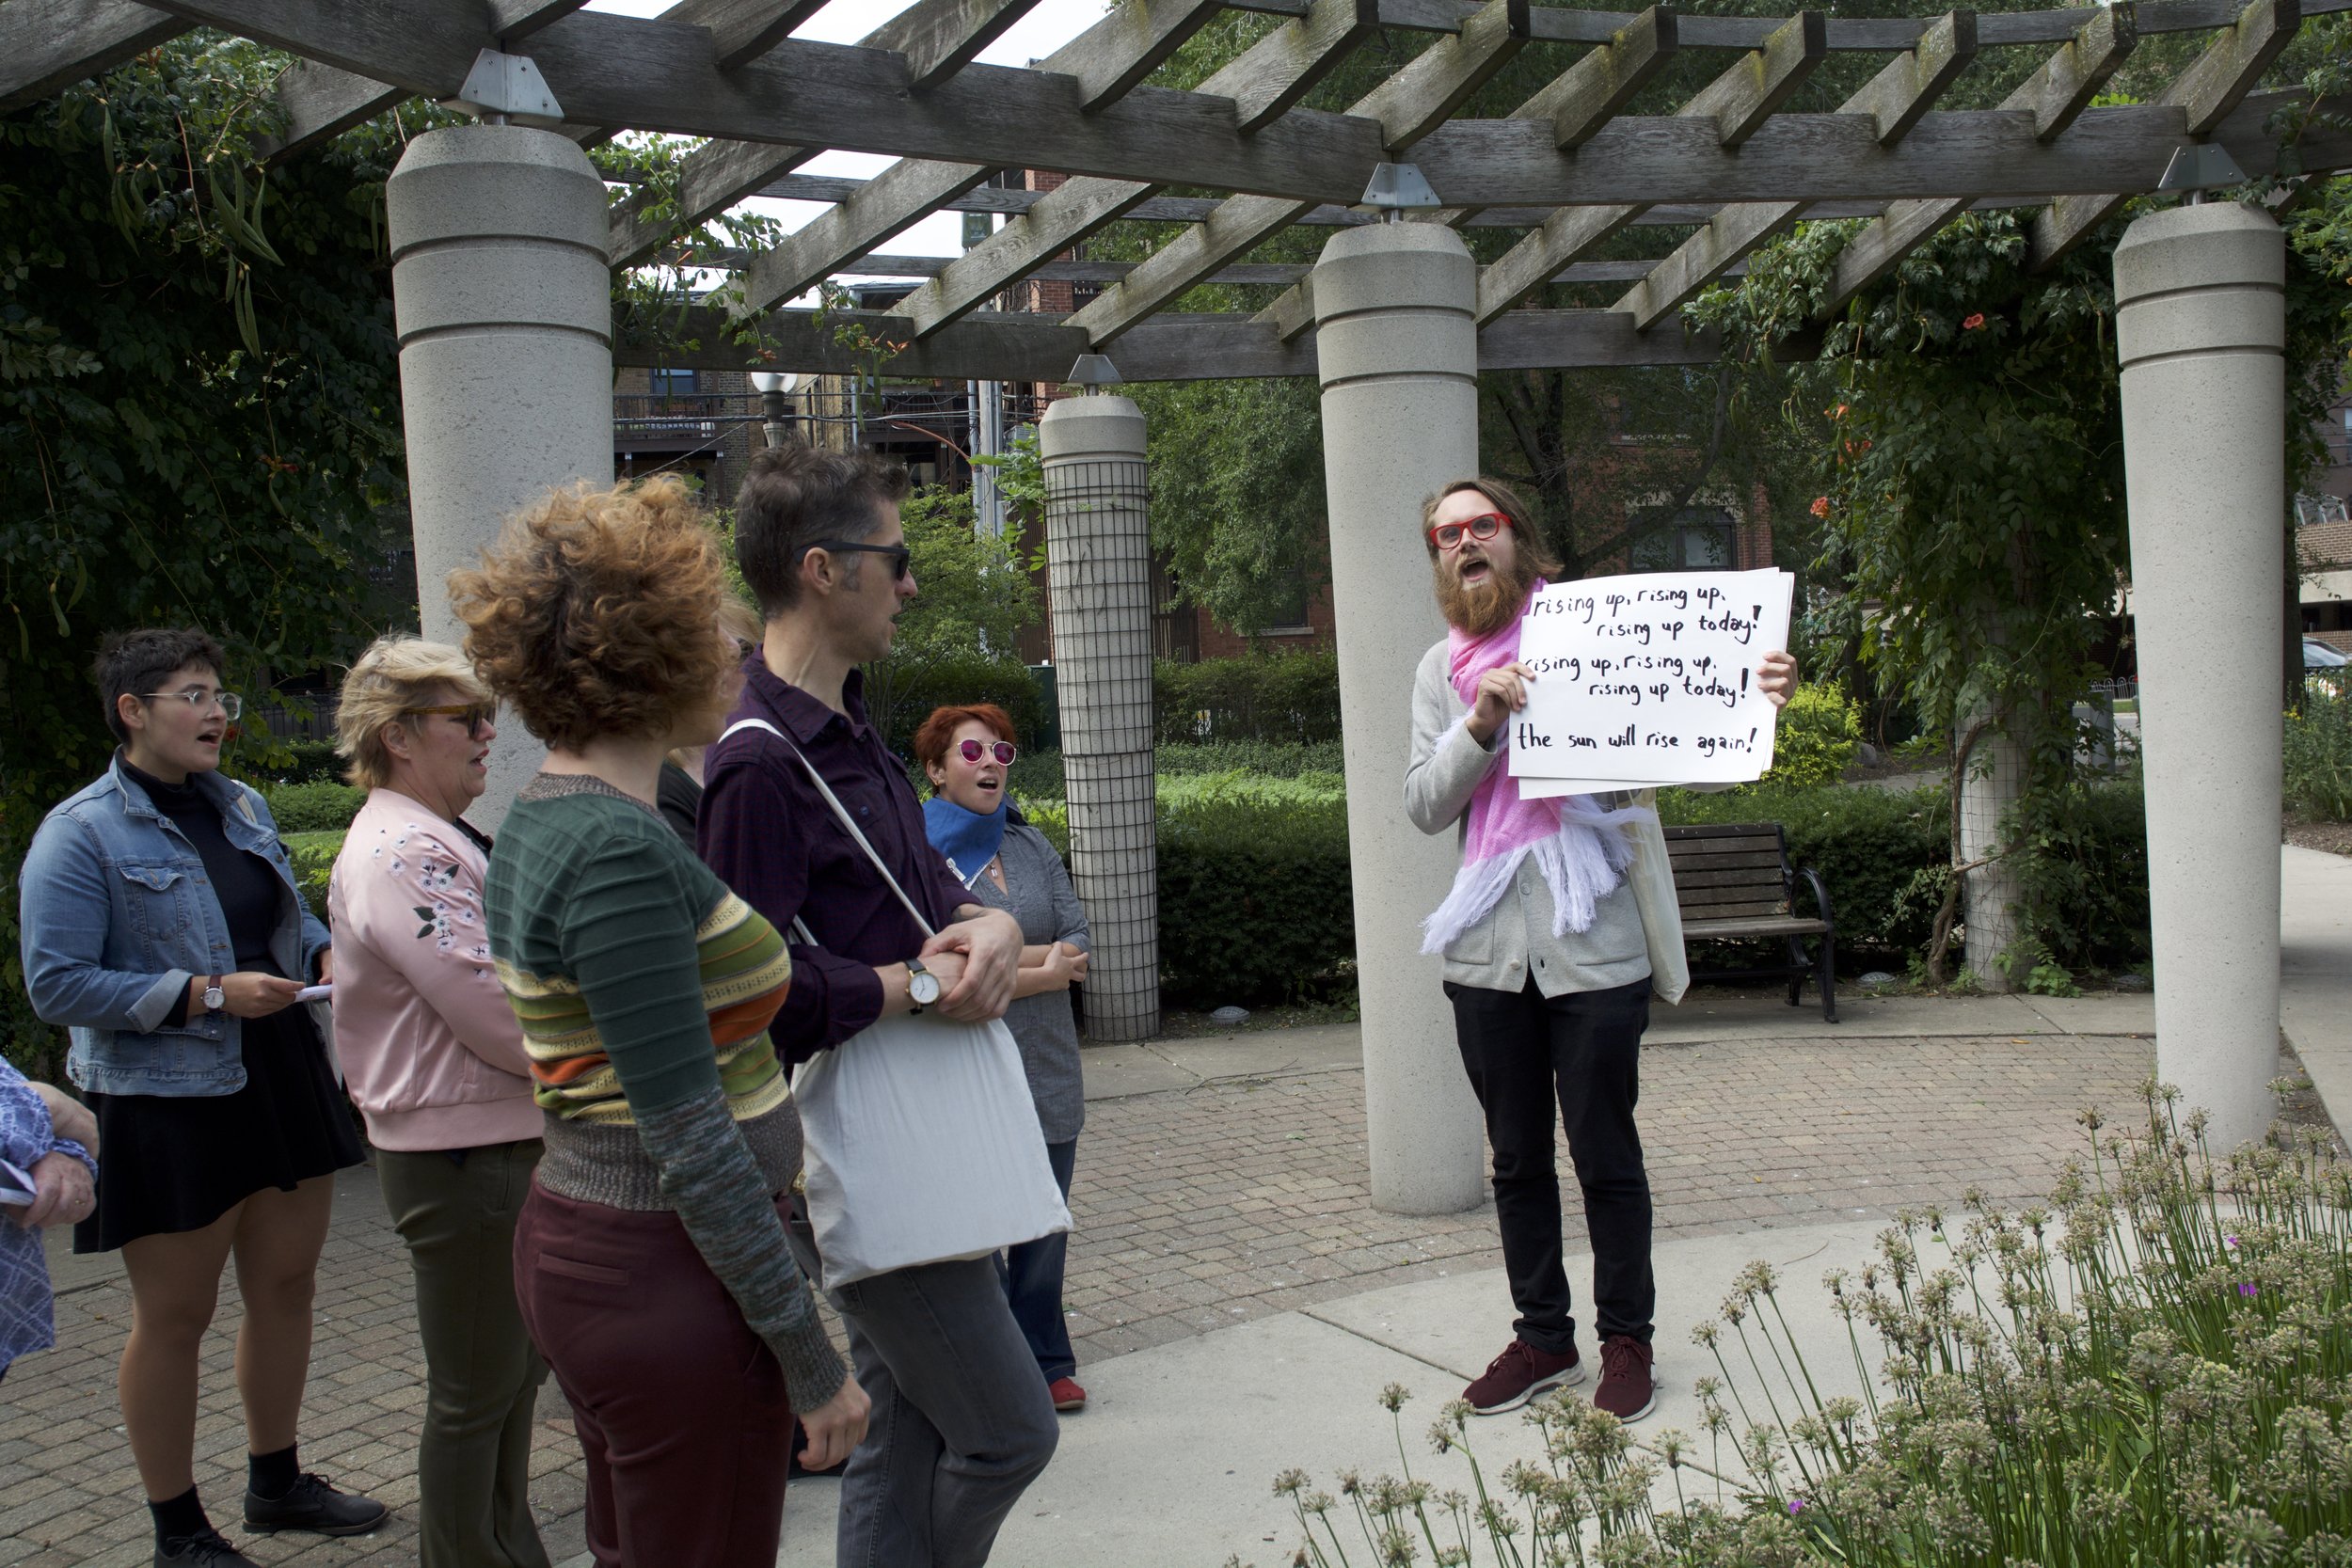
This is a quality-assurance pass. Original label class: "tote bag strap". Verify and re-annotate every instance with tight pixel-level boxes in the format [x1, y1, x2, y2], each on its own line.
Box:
[719, 717, 939, 943]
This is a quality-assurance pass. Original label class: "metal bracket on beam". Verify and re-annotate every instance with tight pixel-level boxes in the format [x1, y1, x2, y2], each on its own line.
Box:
[1360, 162, 1442, 223]
[2157, 142, 2248, 203]
[450, 48, 565, 126]
[1068, 354, 1123, 393]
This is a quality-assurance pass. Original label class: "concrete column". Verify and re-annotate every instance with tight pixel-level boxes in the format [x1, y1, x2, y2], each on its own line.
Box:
[2114, 201, 2287, 1151]
[387, 125, 612, 827]
[1311, 221, 1486, 1215]
[1041, 395, 1160, 1041]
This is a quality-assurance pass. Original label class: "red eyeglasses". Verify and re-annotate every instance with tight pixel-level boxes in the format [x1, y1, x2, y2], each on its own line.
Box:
[958, 738, 1018, 766]
[1427, 513, 1514, 551]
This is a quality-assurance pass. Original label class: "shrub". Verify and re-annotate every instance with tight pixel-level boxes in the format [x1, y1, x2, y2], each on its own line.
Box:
[2285, 687, 2352, 820]
[874, 655, 1045, 763]
[1660, 783, 1950, 951]
[262, 780, 364, 834]
[1761, 683, 1863, 786]
[1263, 1084, 2352, 1567]
[1156, 650, 1340, 745]
[1157, 739, 1346, 779]
[283, 831, 342, 921]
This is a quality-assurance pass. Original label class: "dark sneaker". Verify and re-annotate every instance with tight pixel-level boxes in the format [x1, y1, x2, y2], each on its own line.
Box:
[1593, 1336, 1657, 1422]
[243, 1473, 389, 1537]
[1463, 1338, 1583, 1415]
[154, 1527, 261, 1567]
[1048, 1376, 1088, 1413]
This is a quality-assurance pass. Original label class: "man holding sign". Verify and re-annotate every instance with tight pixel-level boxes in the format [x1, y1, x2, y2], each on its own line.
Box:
[1403, 478, 1795, 1423]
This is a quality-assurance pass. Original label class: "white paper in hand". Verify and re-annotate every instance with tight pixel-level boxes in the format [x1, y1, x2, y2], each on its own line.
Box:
[0, 1160, 37, 1209]
[1507, 568, 1794, 787]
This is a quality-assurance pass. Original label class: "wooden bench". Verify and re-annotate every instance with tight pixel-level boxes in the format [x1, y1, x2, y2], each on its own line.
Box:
[1662, 823, 1837, 1022]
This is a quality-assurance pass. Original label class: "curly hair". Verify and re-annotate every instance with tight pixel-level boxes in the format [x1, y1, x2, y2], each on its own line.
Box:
[335, 635, 493, 790]
[913, 704, 1016, 772]
[448, 478, 736, 752]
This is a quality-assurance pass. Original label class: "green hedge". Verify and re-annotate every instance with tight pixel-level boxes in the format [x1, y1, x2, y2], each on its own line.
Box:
[262, 779, 364, 834]
[1156, 650, 1340, 746]
[284, 830, 342, 921]
[874, 655, 1046, 763]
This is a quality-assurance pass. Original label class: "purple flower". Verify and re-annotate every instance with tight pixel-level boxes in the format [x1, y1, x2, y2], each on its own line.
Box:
[1789, 1498, 1806, 1515]
[2239, 1282, 2259, 1298]
[2223, 1234, 2241, 1251]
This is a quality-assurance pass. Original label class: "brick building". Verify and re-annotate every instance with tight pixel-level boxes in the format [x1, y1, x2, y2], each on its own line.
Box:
[2296, 383, 2352, 650]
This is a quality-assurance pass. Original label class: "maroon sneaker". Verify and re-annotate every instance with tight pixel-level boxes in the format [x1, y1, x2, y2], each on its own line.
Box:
[1048, 1377, 1088, 1413]
[1463, 1338, 1583, 1415]
[1593, 1336, 1656, 1421]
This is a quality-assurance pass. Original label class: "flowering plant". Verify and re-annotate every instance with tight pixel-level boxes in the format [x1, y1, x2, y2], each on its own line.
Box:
[1238, 1080, 2352, 1567]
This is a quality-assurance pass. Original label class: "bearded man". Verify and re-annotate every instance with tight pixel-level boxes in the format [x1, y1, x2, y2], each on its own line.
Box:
[1402, 477, 1795, 1422]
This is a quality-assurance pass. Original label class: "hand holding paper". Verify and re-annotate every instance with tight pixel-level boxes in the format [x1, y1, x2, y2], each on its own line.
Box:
[1507, 568, 1797, 788]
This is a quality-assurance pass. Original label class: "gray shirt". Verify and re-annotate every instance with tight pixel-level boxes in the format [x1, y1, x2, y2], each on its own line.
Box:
[1402, 639, 1652, 997]
[961, 819, 1089, 1143]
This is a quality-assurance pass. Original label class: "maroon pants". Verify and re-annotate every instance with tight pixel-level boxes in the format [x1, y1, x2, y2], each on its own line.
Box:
[513, 1182, 796, 1568]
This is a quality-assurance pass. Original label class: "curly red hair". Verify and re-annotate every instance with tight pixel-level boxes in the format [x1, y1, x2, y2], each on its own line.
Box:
[448, 477, 737, 751]
[913, 704, 1016, 771]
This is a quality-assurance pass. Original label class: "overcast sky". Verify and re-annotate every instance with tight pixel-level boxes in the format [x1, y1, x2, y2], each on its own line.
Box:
[582, 0, 1111, 282]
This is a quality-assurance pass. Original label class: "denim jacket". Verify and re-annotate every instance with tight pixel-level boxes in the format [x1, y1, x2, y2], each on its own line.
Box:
[18, 755, 330, 1097]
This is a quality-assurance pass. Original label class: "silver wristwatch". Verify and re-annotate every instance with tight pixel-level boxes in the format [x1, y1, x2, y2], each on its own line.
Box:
[202, 974, 225, 1013]
[905, 958, 942, 1014]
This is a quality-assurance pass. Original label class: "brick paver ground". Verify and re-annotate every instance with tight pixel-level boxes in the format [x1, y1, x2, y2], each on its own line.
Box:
[0, 1028, 2156, 1566]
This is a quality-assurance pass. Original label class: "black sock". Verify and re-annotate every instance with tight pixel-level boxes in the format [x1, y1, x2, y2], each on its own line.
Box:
[149, 1485, 208, 1545]
[247, 1444, 299, 1501]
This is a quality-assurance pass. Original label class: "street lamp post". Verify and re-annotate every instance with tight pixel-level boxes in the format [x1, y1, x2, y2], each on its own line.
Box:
[750, 371, 795, 449]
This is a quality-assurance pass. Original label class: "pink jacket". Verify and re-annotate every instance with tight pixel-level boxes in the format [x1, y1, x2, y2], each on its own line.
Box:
[326, 789, 540, 1150]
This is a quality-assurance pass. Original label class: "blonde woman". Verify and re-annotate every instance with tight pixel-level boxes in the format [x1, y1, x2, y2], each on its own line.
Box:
[327, 637, 548, 1568]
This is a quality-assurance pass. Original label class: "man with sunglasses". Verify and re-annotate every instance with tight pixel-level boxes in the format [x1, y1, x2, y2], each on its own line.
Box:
[1405, 478, 1795, 1426]
[697, 445, 1054, 1568]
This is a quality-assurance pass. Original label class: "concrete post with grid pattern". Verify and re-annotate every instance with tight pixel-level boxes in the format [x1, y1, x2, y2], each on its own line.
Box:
[1312, 220, 1488, 1215]
[1041, 395, 1161, 1041]
[2114, 199, 2286, 1153]
[387, 125, 612, 829]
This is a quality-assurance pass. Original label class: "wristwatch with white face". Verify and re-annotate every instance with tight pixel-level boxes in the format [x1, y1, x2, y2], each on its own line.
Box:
[906, 958, 942, 1014]
[202, 974, 225, 1013]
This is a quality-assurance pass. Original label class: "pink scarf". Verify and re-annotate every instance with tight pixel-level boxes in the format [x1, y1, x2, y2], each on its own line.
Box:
[1422, 580, 1646, 954]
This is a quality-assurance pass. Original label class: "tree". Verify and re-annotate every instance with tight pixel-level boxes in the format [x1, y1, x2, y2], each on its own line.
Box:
[1, 37, 419, 1068]
[859, 484, 1041, 747]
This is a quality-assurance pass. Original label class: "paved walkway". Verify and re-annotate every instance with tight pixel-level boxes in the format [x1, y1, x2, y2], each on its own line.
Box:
[12, 844, 2352, 1566]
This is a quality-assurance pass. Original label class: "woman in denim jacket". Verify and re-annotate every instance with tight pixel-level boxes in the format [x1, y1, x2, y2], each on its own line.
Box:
[18, 628, 386, 1568]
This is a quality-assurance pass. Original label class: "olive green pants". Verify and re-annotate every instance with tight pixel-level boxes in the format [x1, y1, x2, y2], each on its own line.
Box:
[377, 1141, 551, 1568]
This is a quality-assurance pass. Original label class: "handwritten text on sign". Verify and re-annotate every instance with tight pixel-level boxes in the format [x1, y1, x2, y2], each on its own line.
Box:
[1507, 568, 1795, 787]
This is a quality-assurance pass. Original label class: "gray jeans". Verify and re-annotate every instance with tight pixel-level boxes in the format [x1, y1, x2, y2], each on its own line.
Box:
[791, 1214, 1057, 1568]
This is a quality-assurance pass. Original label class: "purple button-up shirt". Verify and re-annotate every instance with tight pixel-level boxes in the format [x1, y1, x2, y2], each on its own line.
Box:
[698, 653, 974, 1067]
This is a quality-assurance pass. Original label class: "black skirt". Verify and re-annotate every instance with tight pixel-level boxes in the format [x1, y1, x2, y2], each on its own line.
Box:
[73, 1006, 365, 1254]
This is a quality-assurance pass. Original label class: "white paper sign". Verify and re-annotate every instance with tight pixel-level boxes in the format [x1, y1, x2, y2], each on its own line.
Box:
[1506, 568, 1794, 786]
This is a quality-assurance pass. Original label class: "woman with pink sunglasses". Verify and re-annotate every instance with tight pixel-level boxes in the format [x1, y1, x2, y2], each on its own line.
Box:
[914, 704, 1092, 1414]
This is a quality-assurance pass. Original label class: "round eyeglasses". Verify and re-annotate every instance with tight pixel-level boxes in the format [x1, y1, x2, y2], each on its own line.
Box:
[1426, 512, 1514, 551]
[143, 688, 243, 721]
[958, 738, 1017, 767]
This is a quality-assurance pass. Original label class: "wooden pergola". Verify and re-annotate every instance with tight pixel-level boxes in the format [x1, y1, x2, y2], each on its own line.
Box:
[12, 0, 2347, 383]
[10, 0, 2341, 1206]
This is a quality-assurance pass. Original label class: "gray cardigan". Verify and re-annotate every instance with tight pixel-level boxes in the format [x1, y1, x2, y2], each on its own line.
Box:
[962, 819, 1089, 1143]
[1403, 639, 1653, 998]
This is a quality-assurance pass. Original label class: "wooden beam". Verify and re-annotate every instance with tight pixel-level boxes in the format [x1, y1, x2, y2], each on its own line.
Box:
[1051, 0, 1230, 112]
[1067, 0, 1533, 346]
[606, 0, 1030, 270]
[254, 61, 403, 160]
[1679, 10, 1828, 148]
[488, 0, 593, 37]
[893, 0, 1384, 340]
[1826, 4, 2133, 311]
[1615, 10, 1975, 330]
[623, 302, 1729, 381]
[1, 0, 185, 113]
[127, 4, 2350, 208]
[659, 0, 832, 72]
[1532, 6, 1679, 150]
[1470, 18, 1826, 328]
[2029, 0, 2297, 268]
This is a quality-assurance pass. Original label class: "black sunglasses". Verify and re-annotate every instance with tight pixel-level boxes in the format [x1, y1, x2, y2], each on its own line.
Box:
[803, 538, 913, 581]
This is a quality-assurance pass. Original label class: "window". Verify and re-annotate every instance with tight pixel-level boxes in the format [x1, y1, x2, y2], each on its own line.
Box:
[648, 367, 699, 400]
[1629, 507, 1736, 571]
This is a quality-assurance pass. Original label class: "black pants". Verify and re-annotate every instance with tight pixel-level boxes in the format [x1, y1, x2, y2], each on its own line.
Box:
[1447, 975, 1654, 1352]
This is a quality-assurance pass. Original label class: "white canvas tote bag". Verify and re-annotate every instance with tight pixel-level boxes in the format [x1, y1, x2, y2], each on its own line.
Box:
[721, 720, 1071, 1289]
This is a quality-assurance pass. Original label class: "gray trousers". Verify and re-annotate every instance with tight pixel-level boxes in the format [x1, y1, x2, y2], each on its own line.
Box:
[791, 1212, 1058, 1568]
[378, 1141, 551, 1568]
